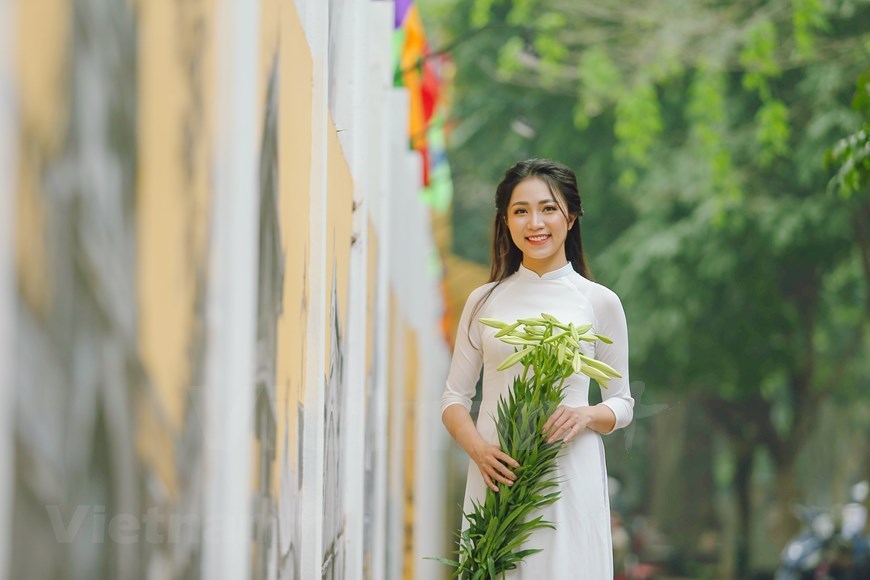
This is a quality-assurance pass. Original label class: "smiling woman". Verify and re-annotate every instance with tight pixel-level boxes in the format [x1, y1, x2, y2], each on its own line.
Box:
[505, 177, 577, 275]
[440, 158, 635, 578]
[488, 159, 590, 284]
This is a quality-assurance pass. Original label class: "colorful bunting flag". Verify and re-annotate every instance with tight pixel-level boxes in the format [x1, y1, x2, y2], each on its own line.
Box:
[393, 0, 452, 209]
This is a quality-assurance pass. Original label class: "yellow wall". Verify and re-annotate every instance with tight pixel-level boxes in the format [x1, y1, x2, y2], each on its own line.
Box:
[325, 116, 354, 367]
[14, 0, 71, 316]
[15, 0, 222, 503]
[136, 0, 217, 496]
[387, 287, 422, 580]
[272, 0, 314, 497]
[402, 324, 419, 580]
[7, 1, 441, 577]
[367, 221, 379, 379]
[433, 211, 488, 346]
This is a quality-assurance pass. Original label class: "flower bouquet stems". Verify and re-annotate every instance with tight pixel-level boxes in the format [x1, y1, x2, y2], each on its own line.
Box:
[433, 313, 621, 579]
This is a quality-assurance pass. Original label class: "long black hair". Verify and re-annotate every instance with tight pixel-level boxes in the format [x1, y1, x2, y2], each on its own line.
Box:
[468, 158, 593, 329]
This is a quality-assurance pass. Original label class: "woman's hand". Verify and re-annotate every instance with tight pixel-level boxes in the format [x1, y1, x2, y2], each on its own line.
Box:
[542, 405, 595, 444]
[441, 404, 521, 492]
[469, 441, 520, 493]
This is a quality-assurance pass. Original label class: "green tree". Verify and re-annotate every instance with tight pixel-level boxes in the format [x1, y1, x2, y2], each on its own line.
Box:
[423, 0, 870, 574]
[827, 73, 870, 200]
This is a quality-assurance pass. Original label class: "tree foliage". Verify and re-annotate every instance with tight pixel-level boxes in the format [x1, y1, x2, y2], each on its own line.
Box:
[827, 73, 870, 198]
[423, 0, 870, 572]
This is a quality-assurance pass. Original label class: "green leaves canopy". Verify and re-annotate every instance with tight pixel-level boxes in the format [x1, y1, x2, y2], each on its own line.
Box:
[424, 0, 870, 563]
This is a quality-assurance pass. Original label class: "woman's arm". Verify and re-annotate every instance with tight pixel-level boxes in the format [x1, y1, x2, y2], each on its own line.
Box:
[543, 284, 634, 441]
[594, 287, 635, 434]
[442, 405, 518, 492]
[440, 283, 518, 492]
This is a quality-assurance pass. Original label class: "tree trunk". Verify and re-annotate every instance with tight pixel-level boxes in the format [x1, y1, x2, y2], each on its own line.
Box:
[770, 449, 801, 547]
[701, 396, 763, 578]
[733, 442, 754, 579]
[647, 399, 720, 567]
[852, 202, 870, 309]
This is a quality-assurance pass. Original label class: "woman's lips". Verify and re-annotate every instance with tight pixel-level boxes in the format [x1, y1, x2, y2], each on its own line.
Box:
[526, 234, 551, 245]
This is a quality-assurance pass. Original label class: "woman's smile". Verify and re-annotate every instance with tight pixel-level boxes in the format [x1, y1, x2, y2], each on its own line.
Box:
[525, 233, 551, 245]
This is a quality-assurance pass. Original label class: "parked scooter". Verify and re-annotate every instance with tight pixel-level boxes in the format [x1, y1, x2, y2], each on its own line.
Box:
[775, 481, 870, 580]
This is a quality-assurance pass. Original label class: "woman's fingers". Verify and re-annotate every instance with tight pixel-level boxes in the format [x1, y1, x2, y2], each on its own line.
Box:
[549, 422, 573, 444]
[493, 459, 516, 482]
[546, 427, 564, 444]
[542, 406, 566, 435]
[488, 452, 517, 484]
[490, 467, 513, 487]
[563, 424, 580, 443]
[546, 413, 572, 443]
[483, 464, 510, 492]
[475, 444, 520, 492]
[544, 406, 593, 443]
[496, 450, 520, 470]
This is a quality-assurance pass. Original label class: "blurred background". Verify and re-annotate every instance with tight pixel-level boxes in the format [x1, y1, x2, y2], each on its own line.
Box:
[0, 0, 868, 579]
[424, 0, 870, 578]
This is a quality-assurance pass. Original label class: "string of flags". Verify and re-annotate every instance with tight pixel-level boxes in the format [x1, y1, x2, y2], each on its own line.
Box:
[393, 0, 454, 212]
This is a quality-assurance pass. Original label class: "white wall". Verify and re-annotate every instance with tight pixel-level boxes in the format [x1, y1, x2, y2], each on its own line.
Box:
[0, 1, 16, 579]
[301, 0, 329, 576]
[0, 1, 451, 578]
[201, 1, 261, 579]
[365, 4, 395, 578]
[387, 89, 452, 580]
[297, 2, 452, 578]
[214, 3, 450, 579]
[338, 1, 371, 578]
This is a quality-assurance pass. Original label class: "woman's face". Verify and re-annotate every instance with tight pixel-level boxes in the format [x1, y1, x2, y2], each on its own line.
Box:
[505, 177, 576, 272]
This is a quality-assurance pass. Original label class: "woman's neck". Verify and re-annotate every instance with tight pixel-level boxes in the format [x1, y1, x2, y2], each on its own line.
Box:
[521, 257, 570, 277]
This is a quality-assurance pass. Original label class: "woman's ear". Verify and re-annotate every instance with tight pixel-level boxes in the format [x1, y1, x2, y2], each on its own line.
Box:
[568, 215, 577, 229]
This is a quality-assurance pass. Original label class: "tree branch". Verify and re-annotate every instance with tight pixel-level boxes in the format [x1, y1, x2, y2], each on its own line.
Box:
[853, 203, 870, 312]
[818, 322, 866, 397]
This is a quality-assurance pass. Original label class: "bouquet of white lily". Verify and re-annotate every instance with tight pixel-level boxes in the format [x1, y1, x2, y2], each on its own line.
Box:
[433, 313, 621, 579]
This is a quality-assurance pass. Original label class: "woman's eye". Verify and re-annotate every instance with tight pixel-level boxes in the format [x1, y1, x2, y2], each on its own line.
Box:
[544, 206, 557, 212]
[514, 209, 526, 215]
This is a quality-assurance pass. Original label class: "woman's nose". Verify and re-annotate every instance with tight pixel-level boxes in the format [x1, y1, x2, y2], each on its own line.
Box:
[530, 211, 544, 227]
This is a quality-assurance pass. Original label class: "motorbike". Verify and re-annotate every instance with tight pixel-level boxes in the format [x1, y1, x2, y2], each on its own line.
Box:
[775, 481, 870, 580]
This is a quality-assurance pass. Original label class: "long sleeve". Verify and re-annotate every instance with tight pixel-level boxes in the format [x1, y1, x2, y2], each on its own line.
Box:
[593, 287, 634, 434]
[440, 284, 492, 417]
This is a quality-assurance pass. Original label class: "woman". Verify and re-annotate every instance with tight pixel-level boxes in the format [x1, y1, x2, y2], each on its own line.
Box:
[441, 158, 635, 578]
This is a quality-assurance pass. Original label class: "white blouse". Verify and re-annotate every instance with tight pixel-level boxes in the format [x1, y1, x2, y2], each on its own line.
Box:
[441, 261, 634, 433]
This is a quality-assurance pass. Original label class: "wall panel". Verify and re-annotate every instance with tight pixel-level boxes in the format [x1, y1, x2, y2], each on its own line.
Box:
[1, 2, 450, 579]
